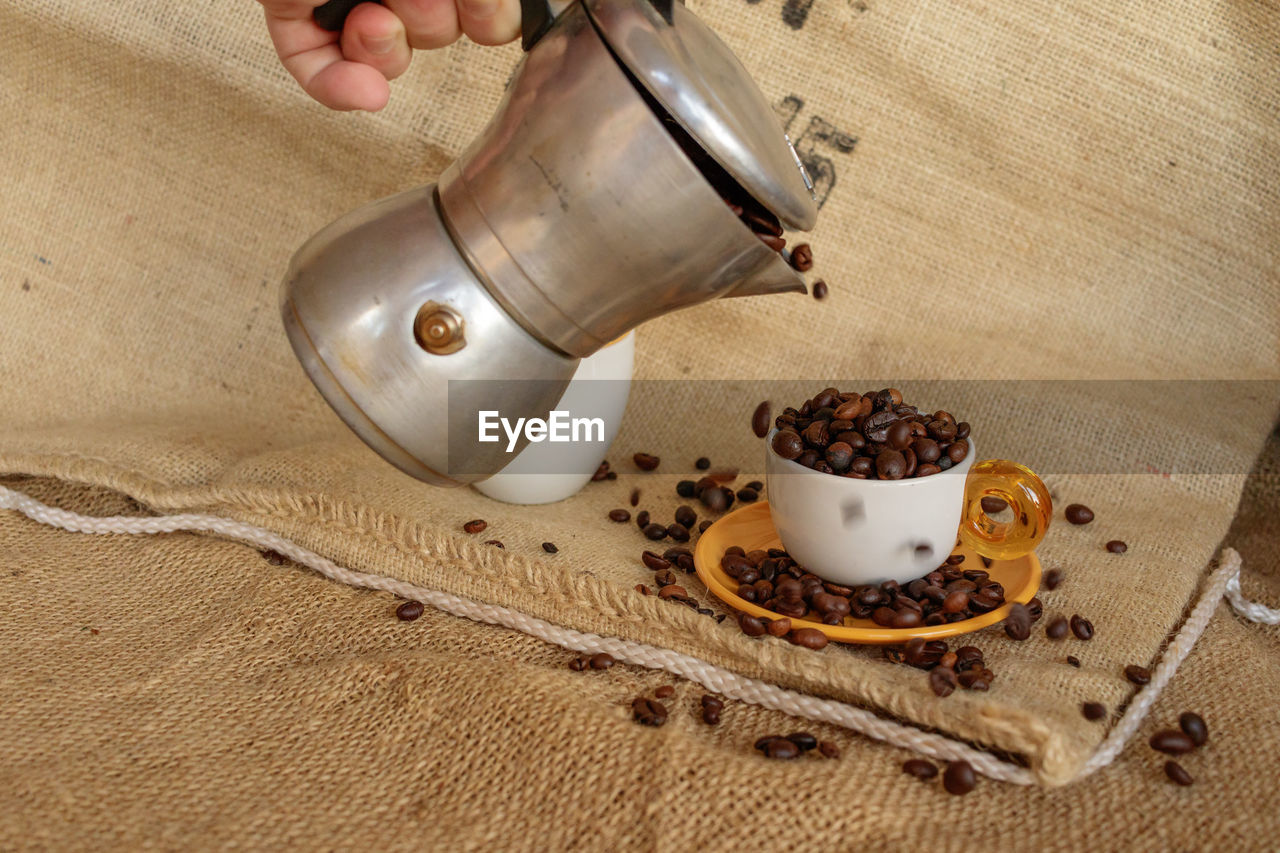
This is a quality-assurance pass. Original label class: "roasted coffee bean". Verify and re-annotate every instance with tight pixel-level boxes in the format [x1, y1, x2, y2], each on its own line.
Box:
[396, 600, 424, 621]
[657, 584, 688, 600]
[261, 549, 289, 565]
[462, 519, 487, 534]
[1046, 616, 1069, 640]
[746, 480, 764, 491]
[736, 585, 758, 602]
[633, 453, 660, 471]
[667, 523, 690, 542]
[654, 569, 678, 588]
[763, 738, 800, 759]
[789, 627, 829, 649]
[629, 488, 640, 507]
[698, 520, 713, 533]
[929, 667, 958, 697]
[754, 735, 779, 751]
[701, 487, 730, 513]
[1124, 664, 1152, 686]
[757, 233, 786, 252]
[1150, 729, 1195, 755]
[812, 279, 828, 300]
[891, 609, 922, 629]
[635, 584, 651, 595]
[642, 551, 670, 571]
[1066, 655, 1081, 668]
[1026, 598, 1043, 622]
[1165, 760, 1194, 786]
[737, 612, 768, 637]
[701, 708, 721, 725]
[1070, 614, 1095, 640]
[591, 461, 611, 481]
[643, 524, 669, 541]
[674, 505, 697, 528]
[943, 761, 976, 795]
[608, 509, 631, 523]
[695, 457, 711, 470]
[887, 419, 912, 451]
[818, 740, 841, 759]
[654, 685, 674, 699]
[1003, 602, 1032, 641]
[955, 645, 984, 667]
[636, 510, 650, 529]
[1065, 503, 1094, 525]
[947, 440, 969, 463]
[786, 732, 818, 751]
[915, 463, 942, 477]
[589, 653, 615, 670]
[946, 554, 967, 566]
[1106, 540, 1128, 553]
[568, 657, 587, 671]
[734, 487, 759, 503]
[765, 617, 792, 637]
[1044, 568, 1063, 590]
[927, 419, 958, 442]
[676, 480, 697, 498]
[863, 410, 897, 444]
[980, 496, 1008, 514]
[632, 697, 667, 727]
[1082, 702, 1107, 721]
[752, 401, 772, 438]
[1178, 712, 1208, 746]
[903, 759, 938, 780]
[701, 694, 724, 711]
[542, 542, 558, 554]
[957, 669, 991, 691]
[789, 243, 814, 271]
[876, 448, 907, 480]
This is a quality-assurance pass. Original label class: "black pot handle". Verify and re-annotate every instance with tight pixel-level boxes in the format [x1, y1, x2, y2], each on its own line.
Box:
[313, 0, 556, 49]
[312, 0, 374, 31]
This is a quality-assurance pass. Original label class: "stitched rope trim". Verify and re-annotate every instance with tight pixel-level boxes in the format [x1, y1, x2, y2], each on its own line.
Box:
[0, 484, 1261, 786]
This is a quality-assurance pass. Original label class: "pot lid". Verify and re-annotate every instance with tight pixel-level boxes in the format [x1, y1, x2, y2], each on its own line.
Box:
[584, 0, 818, 230]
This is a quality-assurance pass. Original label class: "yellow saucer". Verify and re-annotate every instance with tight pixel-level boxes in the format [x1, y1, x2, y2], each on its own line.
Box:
[694, 501, 1041, 645]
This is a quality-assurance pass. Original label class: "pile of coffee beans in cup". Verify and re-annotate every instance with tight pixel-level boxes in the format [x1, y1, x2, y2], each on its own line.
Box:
[769, 387, 970, 480]
[721, 546, 1010, 630]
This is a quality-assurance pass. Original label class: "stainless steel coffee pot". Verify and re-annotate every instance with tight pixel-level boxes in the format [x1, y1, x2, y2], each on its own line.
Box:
[283, 0, 818, 486]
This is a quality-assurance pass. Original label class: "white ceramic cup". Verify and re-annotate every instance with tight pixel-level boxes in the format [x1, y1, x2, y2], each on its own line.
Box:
[764, 431, 1049, 587]
[472, 332, 634, 505]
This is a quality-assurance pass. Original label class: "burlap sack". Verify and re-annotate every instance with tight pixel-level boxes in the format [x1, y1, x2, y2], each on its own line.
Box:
[1, 0, 1277, 844]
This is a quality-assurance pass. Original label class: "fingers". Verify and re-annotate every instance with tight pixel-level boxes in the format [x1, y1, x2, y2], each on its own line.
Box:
[385, 0, 461, 49]
[456, 0, 521, 46]
[266, 11, 392, 110]
[340, 2, 413, 80]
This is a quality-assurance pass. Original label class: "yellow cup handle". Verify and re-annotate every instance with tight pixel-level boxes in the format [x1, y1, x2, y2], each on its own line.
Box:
[959, 459, 1052, 562]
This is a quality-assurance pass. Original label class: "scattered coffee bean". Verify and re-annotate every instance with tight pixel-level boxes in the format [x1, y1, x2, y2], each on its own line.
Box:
[789, 627, 829, 650]
[1066, 655, 1081, 668]
[589, 653, 615, 670]
[609, 509, 631, 523]
[695, 457, 711, 470]
[736, 488, 759, 502]
[632, 697, 667, 727]
[630, 488, 641, 507]
[591, 461, 611, 481]
[1046, 616, 1069, 640]
[654, 569, 678, 587]
[635, 584, 651, 595]
[1164, 760, 1194, 786]
[699, 520, 713, 533]
[1105, 540, 1127, 553]
[1124, 664, 1152, 686]
[812, 279, 828, 300]
[396, 600, 424, 621]
[1082, 702, 1107, 721]
[929, 667, 958, 697]
[1149, 729, 1195, 755]
[902, 759, 938, 780]
[484, 539, 505, 548]
[1070, 614, 1095, 640]
[789, 242, 814, 271]
[676, 480, 697, 498]
[633, 453, 660, 471]
[654, 685, 674, 699]
[763, 738, 800, 759]
[818, 741, 841, 759]
[786, 732, 818, 752]
[636, 510, 650, 529]
[643, 524, 669, 541]
[1179, 712, 1208, 746]
[657, 584, 688, 601]
[1065, 504, 1094, 525]
[702, 707, 721, 725]
[641, 550, 670, 571]
[765, 617, 791, 637]
[542, 542, 558, 554]
[1044, 568, 1063, 590]
[737, 612, 768, 637]
[568, 657, 587, 671]
[752, 401, 772, 438]
[980, 497, 1008, 514]
[746, 480, 764, 491]
[261, 550, 288, 565]
[667, 523, 690, 542]
[462, 519, 487, 534]
[674, 505, 698, 528]
[1003, 602, 1032, 641]
[943, 761, 977, 795]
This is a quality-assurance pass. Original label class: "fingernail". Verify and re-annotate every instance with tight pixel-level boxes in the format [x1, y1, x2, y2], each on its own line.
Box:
[362, 33, 396, 55]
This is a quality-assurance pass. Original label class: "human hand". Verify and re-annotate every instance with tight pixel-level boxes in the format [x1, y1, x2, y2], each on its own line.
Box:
[258, 0, 521, 111]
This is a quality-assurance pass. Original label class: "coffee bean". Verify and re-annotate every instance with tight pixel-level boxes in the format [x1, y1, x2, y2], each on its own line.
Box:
[736, 488, 759, 502]
[642, 551, 670, 571]
[484, 540, 504, 548]
[1150, 729, 1195, 755]
[634, 453, 660, 471]
[746, 480, 764, 491]
[763, 738, 800, 759]
[1046, 616, 1069, 639]
[636, 510, 650, 529]
[542, 542, 558, 554]
[903, 759, 938, 780]
[657, 584, 688, 600]
[812, 279, 828, 300]
[946, 554, 966, 566]
[676, 480, 697, 498]
[635, 584, 651, 595]
[929, 667, 958, 697]
[1003, 602, 1032, 641]
[1065, 503, 1094, 525]
[608, 509, 631, 523]
[654, 685, 674, 699]
[654, 569, 678, 587]
[786, 732, 818, 751]
[915, 463, 942, 477]
[698, 520, 713, 533]
[789, 242, 814, 271]
[1105, 540, 1128, 553]
[671, 506, 697, 529]
[630, 488, 640, 506]
[1066, 655, 1081, 668]
[462, 519, 487, 534]
[980, 496, 1008, 514]
[876, 448, 907, 480]
[1070, 614, 1094, 640]
[696, 457, 711, 470]
[757, 233, 786, 252]
[752, 401, 772, 438]
[568, 657, 587, 671]
[701, 694, 724, 711]
[943, 761, 977, 795]
[667, 523, 690, 542]
[1082, 702, 1107, 721]
[591, 461, 611, 481]
[588, 653, 615, 670]
[789, 627, 829, 649]
[765, 617, 791, 637]
[1164, 760, 1194, 786]
[737, 612, 768, 637]
[947, 440, 970, 463]
[818, 741, 841, 759]
[643, 524, 669, 541]
[701, 487, 730, 513]
[1044, 568, 1063, 590]
[702, 708, 721, 725]
[1179, 712, 1208, 746]
[887, 420, 912, 450]
[1124, 664, 1151, 685]
[1025, 597, 1043, 622]
[632, 697, 667, 726]
[261, 549, 289, 565]
[957, 669, 991, 690]
[396, 600, 424, 621]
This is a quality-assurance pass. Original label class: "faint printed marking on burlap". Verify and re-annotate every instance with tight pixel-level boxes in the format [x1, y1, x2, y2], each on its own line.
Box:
[773, 95, 858, 209]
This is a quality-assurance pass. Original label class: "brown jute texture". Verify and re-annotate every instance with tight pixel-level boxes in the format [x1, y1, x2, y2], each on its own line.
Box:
[1, 0, 1278, 841]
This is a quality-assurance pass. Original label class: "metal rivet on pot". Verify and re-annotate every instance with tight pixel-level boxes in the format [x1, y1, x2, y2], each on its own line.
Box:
[413, 302, 465, 354]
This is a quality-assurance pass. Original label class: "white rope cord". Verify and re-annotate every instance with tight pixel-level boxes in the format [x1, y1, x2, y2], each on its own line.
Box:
[1223, 570, 1280, 625]
[0, 483, 1268, 785]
